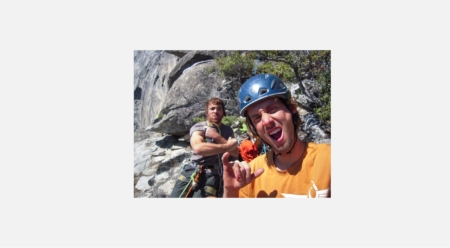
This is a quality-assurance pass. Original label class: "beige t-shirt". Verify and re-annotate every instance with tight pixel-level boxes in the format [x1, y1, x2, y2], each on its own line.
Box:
[239, 142, 331, 198]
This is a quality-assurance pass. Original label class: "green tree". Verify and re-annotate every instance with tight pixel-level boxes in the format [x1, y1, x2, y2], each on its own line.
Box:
[214, 51, 254, 84]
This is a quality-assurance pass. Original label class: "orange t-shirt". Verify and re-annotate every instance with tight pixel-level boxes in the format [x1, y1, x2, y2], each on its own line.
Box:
[239, 139, 259, 162]
[239, 142, 331, 198]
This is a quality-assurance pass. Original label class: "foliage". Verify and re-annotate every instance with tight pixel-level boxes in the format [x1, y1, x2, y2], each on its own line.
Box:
[214, 52, 254, 83]
[157, 113, 164, 119]
[221, 115, 245, 127]
[249, 50, 307, 82]
[240, 123, 248, 133]
[314, 69, 331, 124]
[310, 51, 331, 124]
[257, 61, 296, 82]
[192, 116, 206, 123]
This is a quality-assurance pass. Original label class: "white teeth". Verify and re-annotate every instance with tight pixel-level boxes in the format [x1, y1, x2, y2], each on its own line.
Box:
[269, 128, 281, 135]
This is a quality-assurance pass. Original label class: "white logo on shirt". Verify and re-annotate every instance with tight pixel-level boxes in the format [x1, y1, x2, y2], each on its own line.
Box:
[281, 180, 329, 198]
[281, 193, 308, 198]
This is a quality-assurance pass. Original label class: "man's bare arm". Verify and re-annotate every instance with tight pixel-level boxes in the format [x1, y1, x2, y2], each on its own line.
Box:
[190, 130, 238, 157]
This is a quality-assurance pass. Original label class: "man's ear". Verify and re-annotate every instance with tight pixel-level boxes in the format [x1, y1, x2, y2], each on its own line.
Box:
[289, 104, 297, 114]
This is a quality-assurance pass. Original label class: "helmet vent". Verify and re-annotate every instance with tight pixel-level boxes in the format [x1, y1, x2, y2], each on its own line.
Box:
[244, 95, 252, 103]
[278, 82, 286, 90]
[271, 79, 276, 89]
[259, 88, 268, 95]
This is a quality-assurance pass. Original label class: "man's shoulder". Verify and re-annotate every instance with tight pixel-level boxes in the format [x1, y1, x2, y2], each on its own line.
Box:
[192, 121, 206, 128]
[307, 142, 330, 152]
[305, 142, 331, 160]
[192, 121, 206, 127]
[190, 121, 206, 134]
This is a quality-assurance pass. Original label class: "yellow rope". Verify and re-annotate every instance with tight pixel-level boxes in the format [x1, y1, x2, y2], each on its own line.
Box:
[206, 121, 221, 135]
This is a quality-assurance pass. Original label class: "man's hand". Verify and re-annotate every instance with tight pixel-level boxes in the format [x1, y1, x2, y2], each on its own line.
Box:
[204, 126, 220, 140]
[221, 152, 264, 197]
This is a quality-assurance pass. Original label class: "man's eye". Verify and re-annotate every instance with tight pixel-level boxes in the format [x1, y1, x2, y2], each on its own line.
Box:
[268, 107, 277, 113]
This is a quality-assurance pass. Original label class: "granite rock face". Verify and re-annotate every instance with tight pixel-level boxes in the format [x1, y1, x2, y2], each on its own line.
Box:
[134, 50, 178, 131]
[148, 60, 239, 136]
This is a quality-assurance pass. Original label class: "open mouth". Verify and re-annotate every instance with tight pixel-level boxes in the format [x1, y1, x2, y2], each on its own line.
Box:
[268, 127, 282, 141]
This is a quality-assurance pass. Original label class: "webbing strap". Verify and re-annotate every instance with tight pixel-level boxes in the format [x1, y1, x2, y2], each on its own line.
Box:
[177, 175, 190, 182]
[204, 186, 217, 196]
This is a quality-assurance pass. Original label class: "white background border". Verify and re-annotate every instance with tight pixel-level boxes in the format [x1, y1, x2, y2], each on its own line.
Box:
[1, 0, 449, 247]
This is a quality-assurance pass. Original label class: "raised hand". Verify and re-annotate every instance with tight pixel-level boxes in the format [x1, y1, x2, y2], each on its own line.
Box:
[221, 152, 264, 197]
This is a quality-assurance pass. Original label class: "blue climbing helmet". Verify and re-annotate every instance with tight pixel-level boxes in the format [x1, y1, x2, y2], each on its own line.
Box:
[238, 74, 291, 117]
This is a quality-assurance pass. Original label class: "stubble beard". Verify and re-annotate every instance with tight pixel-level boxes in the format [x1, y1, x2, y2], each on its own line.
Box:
[270, 135, 293, 155]
[207, 115, 222, 125]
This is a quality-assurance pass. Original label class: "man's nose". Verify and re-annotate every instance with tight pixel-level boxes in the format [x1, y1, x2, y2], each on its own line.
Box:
[261, 112, 274, 127]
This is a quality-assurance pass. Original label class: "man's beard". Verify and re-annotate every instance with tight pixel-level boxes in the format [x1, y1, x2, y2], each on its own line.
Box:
[271, 138, 293, 154]
[208, 116, 222, 124]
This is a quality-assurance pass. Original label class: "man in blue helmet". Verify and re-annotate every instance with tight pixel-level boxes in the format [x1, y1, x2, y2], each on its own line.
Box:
[221, 74, 331, 198]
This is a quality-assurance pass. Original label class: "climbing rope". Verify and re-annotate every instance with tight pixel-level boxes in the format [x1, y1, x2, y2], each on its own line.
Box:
[206, 121, 221, 135]
[179, 173, 194, 198]
[181, 165, 203, 198]
[207, 121, 224, 197]
[205, 121, 221, 143]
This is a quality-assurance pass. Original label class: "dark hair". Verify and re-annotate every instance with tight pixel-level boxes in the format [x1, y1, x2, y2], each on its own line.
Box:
[245, 97, 301, 147]
[205, 97, 227, 117]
